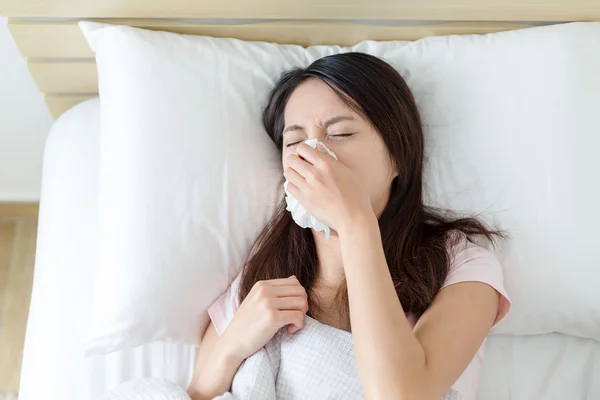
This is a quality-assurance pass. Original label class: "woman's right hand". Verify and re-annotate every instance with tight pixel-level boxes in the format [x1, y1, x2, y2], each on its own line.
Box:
[220, 275, 309, 362]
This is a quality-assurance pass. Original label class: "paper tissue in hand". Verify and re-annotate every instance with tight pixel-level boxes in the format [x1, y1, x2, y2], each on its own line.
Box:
[284, 138, 338, 239]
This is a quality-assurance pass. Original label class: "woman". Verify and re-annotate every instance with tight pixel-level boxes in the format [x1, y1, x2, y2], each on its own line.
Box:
[187, 53, 510, 400]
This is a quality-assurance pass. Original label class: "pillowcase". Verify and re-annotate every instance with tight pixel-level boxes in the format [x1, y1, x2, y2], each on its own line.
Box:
[80, 21, 600, 355]
[81, 22, 293, 354]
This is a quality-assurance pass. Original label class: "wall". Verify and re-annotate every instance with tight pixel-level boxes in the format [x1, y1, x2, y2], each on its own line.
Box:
[0, 16, 53, 202]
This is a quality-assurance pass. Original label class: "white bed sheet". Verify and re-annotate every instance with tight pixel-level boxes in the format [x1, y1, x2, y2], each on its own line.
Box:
[18, 99, 197, 400]
[19, 99, 600, 400]
[480, 334, 599, 399]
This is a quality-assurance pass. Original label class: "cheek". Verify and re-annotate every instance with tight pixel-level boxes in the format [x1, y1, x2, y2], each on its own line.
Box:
[338, 155, 375, 189]
[340, 151, 394, 200]
[281, 148, 291, 169]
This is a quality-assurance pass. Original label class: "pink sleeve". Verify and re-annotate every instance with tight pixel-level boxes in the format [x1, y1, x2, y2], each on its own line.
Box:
[207, 272, 243, 336]
[443, 237, 512, 326]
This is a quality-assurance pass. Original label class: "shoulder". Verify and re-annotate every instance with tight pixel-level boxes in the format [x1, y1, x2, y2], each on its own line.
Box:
[207, 271, 243, 336]
[442, 231, 511, 326]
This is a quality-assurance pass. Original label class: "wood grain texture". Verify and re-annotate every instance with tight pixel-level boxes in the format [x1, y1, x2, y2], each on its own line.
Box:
[0, 203, 39, 219]
[1, 0, 599, 20]
[0, 220, 37, 393]
[8, 19, 532, 58]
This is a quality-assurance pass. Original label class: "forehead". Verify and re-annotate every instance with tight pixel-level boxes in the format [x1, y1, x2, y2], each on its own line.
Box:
[284, 79, 354, 123]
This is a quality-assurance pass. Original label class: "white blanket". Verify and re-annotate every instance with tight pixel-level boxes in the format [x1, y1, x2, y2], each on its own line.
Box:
[104, 317, 461, 399]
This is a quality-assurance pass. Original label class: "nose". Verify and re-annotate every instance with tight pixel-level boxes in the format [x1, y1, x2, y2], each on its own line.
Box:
[304, 128, 327, 143]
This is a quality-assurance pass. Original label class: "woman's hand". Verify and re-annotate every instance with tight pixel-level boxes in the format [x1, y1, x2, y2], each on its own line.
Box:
[220, 276, 308, 363]
[284, 142, 374, 234]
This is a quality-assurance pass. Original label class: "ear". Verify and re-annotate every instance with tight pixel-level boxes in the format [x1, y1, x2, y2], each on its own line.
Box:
[391, 159, 400, 179]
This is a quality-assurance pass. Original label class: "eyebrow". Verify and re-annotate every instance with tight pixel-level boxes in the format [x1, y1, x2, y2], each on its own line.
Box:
[283, 115, 355, 134]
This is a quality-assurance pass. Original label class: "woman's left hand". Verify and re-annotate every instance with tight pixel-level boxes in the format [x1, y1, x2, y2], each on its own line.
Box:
[284, 142, 375, 234]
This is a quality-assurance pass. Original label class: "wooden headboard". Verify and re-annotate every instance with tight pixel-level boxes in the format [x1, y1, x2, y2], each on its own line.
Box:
[2, 0, 599, 118]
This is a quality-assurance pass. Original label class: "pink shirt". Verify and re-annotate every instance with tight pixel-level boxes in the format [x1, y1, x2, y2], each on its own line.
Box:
[208, 233, 511, 400]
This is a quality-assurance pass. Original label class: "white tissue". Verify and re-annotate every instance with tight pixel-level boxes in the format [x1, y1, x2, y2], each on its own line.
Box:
[284, 139, 338, 239]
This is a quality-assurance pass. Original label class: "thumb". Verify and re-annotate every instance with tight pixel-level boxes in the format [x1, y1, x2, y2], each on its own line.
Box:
[287, 324, 301, 334]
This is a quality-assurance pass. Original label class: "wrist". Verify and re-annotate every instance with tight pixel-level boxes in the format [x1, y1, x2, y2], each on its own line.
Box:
[214, 333, 245, 367]
[188, 335, 244, 398]
[338, 209, 378, 237]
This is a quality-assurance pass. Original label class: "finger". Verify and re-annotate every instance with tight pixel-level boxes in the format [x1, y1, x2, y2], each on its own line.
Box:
[285, 181, 305, 203]
[272, 297, 309, 313]
[296, 142, 326, 166]
[286, 153, 314, 178]
[251, 278, 292, 297]
[272, 284, 306, 299]
[283, 166, 307, 191]
[278, 310, 305, 331]
[315, 142, 329, 154]
[267, 276, 301, 286]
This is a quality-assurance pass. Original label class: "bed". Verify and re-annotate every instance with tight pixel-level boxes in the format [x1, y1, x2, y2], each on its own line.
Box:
[2, 1, 599, 399]
[18, 99, 197, 400]
[19, 98, 600, 400]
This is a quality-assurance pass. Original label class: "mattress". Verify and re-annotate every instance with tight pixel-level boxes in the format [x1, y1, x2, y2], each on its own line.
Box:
[19, 99, 600, 400]
[18, 99, 197, 400]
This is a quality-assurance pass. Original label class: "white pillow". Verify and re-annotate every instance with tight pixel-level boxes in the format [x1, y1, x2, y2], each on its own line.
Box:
[81, 23, 291, 354]
[80, 21, 600, 355]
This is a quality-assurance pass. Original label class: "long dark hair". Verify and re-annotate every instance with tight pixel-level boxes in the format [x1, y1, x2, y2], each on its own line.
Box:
[239, 53, 501, 330]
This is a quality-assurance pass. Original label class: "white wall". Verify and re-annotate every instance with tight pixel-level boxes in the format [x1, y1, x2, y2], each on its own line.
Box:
[0, 16, 53, 202]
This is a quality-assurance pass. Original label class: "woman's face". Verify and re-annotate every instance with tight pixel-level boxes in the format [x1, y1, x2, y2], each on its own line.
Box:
[282, 79, 398, 216]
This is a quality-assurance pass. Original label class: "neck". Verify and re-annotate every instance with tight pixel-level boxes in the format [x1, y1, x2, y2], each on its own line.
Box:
[312, 229, 344, 291]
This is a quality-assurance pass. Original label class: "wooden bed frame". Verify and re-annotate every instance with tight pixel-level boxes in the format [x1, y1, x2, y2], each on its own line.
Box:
[1, 0, 599, 118]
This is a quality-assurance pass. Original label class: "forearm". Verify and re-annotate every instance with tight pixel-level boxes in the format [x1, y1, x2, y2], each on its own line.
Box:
[187, 338, 243, 400]
[339, 214, 427, 399]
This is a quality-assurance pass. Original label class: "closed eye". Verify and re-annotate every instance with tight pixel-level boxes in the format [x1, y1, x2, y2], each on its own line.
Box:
[328, 133, 355, 138]
[286, 133, 355, 148]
